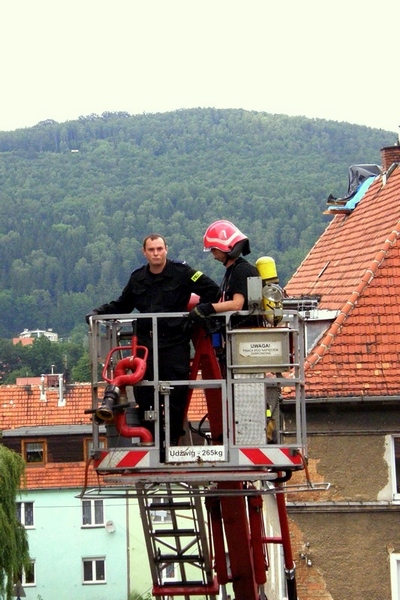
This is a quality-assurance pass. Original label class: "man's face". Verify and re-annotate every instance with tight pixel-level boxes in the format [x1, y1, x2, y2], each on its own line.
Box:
[210, 248, 228, 263]
[143, 237, 168, 270]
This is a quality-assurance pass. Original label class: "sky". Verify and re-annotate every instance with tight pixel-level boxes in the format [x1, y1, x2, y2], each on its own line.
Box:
[1, 0, 399, 134]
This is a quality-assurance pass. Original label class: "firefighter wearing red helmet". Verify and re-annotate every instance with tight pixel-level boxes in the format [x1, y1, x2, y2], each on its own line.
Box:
[188, 220, 259, 328]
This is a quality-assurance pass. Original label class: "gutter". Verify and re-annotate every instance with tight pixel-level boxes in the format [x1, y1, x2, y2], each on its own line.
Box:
[287, 501, 400, 513]
[282, 395, 400, 405]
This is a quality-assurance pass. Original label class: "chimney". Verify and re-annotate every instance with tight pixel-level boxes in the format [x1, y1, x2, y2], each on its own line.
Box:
[381, 145, 400, 172]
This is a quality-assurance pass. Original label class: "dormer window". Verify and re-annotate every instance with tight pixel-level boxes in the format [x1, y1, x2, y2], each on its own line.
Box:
[304, 309, 338, 354]
[22, 440, 46, 465]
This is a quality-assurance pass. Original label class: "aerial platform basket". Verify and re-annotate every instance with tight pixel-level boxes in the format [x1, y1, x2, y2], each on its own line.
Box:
[87, 306, 307, 484]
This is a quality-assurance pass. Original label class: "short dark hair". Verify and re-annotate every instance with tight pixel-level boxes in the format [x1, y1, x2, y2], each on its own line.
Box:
[142, 233, 167, 249]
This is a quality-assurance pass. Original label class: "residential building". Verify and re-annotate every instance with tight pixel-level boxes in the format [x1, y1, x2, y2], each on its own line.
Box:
[0, 383, 148, 599]
[0, 378, 209, 599]
[284, 144, 400, 600]
[13, 328, 59, 345]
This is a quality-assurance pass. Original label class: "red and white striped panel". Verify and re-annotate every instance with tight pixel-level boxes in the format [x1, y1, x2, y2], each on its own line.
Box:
[239, 447, 303, 467]
[94, 449, 150, 471]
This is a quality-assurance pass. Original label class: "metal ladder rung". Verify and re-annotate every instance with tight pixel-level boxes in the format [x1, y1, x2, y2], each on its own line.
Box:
[161, 580, 210, 587]
[150, 501, 191, 509]
[155, 554, 203, 563]
[153, 528, 196, 536]
[153, 578, 219, 595]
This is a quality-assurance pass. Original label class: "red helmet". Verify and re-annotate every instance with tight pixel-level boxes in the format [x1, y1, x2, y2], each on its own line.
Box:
[203, 220, 251, 258]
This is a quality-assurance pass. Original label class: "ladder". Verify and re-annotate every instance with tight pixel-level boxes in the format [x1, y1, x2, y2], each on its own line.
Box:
[136, 482, 220, 599]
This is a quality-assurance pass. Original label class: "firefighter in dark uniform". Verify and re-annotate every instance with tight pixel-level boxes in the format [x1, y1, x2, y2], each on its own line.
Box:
[86, 233, 219, 445]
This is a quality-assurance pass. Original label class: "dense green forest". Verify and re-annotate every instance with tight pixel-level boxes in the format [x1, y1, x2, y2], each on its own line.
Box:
[0, 108, 396, 345]
[0, 336, 89, 384]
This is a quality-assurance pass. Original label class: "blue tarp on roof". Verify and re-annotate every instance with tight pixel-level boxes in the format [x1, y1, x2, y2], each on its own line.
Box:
[327, 164, 381, 206]
[327, 170, 376, 213]
[327, 175, 377, 213]
[343, 175, 376, 209]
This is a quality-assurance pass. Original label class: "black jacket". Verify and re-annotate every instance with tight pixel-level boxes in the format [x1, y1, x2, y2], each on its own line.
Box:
[95, 259, 219, 348]
[220, 257, 259, 309]
[219, 257, 260, 328]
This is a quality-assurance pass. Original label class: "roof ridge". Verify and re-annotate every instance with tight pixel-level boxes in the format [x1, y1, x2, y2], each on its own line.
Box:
[305, 223, 400, 370]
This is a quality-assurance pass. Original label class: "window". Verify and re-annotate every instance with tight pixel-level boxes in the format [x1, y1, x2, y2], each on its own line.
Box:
[393, 437, 400, 500]
[22, 440, 46, 465]
[390, 553, 400, 600]
[16, 560, 36, 587]
[162, 562, 177, 583]
[82, 558, 106, 584]
[304, 309, 337, 354]
[150, 497, 172, 523]
[16, 502, 34, 527]
[84, 437, 106, 461]
[82, 499, 104, 527]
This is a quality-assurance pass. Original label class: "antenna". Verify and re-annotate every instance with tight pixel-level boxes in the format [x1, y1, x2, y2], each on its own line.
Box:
[105, 520, 115, 533]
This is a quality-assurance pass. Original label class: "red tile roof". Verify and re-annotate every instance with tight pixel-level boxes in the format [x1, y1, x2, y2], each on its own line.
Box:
[0, 382, 206, 432]
[285, 163, 400, 398]
[1, 379, 208, 490]
[0, 384, 94, 429]
[23, 461, 100, 489]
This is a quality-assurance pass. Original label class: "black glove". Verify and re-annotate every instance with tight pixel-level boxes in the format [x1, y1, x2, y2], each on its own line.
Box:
[187, 302, 216, 329]
[85, 309, 100, 325]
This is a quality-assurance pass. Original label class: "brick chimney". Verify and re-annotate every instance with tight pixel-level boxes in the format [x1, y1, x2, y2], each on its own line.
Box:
[381, 145, 400, 171]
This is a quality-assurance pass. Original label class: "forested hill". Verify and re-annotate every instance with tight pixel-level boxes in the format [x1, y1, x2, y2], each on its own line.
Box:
[0, 108, 395, 339]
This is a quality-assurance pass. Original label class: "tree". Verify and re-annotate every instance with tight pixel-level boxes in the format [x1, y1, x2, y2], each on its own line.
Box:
[0, 446, 30, 600]
[71, 350, 91, 383]
[3, 367, 35, 385]
[0, 336, 89, 384]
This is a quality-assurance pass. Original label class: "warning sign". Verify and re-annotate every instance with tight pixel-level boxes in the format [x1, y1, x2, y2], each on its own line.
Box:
[239, 341, 282, 358]
[230, 330, 290, 372]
